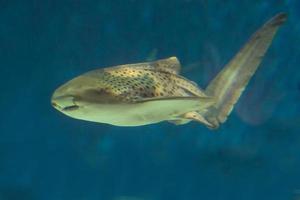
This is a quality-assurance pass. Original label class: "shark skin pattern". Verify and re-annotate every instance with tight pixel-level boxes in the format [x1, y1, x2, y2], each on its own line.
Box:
[51, 13, 287, 128]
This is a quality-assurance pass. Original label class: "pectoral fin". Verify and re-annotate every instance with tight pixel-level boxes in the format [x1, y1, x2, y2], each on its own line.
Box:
[169, 111, 215, 128]
[168, 119, 191, 125]
[183, 111, 215, 128]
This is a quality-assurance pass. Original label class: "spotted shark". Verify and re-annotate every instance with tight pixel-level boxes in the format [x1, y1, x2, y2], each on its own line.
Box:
[51, 13, 287, 128]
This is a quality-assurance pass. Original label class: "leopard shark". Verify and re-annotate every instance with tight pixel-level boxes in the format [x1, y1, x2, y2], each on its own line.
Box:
[51, 13, 287, 128]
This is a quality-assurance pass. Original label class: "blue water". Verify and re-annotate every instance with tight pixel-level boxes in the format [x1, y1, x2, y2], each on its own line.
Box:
[1, 1, 300, 200]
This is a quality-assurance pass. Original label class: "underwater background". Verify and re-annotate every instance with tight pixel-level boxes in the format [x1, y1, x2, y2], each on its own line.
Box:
[1, 0, 300, 200]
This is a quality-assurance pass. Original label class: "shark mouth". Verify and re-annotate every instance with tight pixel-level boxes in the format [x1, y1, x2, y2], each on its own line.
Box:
[62, 105, 79, 111]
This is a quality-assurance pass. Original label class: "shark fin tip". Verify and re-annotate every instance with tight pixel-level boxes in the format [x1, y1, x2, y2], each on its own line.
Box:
[269, 12, 288, 26]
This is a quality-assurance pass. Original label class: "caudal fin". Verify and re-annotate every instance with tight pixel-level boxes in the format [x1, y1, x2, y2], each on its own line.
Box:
[204, 13, 287, 128]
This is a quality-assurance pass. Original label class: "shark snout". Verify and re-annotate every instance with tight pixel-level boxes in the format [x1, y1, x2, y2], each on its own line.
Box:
[51, 94, 79, 112]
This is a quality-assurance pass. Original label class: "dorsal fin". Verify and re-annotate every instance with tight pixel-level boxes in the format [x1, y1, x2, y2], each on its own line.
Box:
[108, 57, 181, 74]
[150, 57, 181, 74]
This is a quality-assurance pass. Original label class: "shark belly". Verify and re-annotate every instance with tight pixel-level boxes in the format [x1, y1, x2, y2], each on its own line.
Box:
[66, 103, 173, 126]
[65, 97, 213, 126]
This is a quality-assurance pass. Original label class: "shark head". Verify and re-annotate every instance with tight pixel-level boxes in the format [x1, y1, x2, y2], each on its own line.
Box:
[51, 71, 126, 122]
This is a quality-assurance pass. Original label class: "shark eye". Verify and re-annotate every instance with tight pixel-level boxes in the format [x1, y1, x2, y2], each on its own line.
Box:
[82, 88, 120, 104]
[82, 89, 111, 102]
[84, 89, 107, 97]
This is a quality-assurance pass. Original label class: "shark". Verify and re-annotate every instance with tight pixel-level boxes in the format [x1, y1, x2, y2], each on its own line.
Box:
[51, 13, 287, 129]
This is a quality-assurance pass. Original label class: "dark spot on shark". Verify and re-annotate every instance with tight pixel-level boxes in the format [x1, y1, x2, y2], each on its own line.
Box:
[141, 93, 150, 98]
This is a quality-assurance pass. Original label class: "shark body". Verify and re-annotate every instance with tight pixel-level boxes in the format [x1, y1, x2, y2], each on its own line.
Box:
[51, 13, 287, 128]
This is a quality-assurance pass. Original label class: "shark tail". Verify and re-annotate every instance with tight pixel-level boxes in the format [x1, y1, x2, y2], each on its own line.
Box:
[203, 13, 287, 129]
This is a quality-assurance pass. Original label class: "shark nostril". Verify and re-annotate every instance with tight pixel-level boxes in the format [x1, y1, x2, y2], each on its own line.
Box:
[52, 102, 58, 107]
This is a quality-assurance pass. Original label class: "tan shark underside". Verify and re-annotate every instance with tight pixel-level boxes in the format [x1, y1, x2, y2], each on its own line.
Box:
[61, 97, 214, 126]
